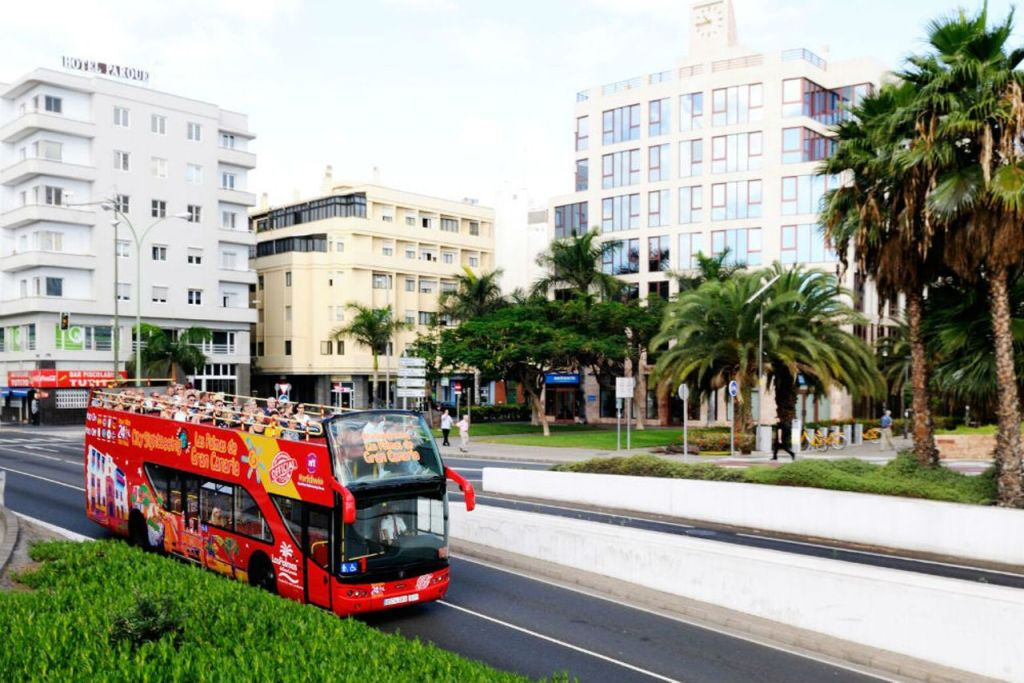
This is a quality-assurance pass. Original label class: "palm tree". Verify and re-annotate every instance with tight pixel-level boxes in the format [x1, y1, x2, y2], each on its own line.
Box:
[439, 267, 506, 321]
[821, 80, 947, 466]
[331, 304, 410, 408]
[131, 323, 212, 381]
[912, 7, 1024, 504]
[762, 263, 883, 432]
[672, 249, 743, 294]
[532, 228, 623, 302]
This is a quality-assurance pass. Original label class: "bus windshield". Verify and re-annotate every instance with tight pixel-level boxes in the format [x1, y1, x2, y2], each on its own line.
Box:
[327, 411, 444, 487]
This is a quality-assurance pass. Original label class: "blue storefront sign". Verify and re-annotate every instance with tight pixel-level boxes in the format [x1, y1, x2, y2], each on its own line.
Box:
[544, 372, 580, 385]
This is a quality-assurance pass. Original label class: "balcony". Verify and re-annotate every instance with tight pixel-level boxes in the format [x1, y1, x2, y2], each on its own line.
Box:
[0, 112, 95, 143]
[0, 158, 96, 186]
[218, 187, 257, 206]
[0, 203, 95, 228]
[218, 268, 258, 284]
[0, 250, 95, 272]
[217, 147, 257, 169]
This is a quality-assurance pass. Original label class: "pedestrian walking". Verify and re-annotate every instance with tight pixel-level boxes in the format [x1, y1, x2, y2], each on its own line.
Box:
[440, 409, 453, 447]
[879, 409, 895, 451]
[771, 420, 794, 460]
[457, 415, 470, 453]
[30, 395, 40, 425]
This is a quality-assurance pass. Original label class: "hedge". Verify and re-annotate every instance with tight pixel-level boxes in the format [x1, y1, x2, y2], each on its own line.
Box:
[465, 404, 532, 423]
[552, 453, 996, 505]
[1, 541, 544, 682]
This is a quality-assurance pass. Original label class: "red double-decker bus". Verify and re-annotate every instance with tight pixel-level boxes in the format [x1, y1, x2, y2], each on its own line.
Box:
[84, 388, 475, 615]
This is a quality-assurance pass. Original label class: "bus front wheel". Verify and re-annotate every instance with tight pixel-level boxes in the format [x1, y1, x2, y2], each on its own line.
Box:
[128, 510, 154, 552]
[248, 553, 277, 594]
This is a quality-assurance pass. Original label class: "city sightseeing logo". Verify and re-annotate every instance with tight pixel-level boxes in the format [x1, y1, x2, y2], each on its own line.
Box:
[269, 452, 298, 486]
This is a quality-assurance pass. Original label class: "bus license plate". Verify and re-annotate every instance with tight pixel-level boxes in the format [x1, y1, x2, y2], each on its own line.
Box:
[383, 593, 419, 607]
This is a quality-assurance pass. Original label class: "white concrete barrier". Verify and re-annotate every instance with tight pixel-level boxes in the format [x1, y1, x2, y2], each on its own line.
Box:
[483, 468, 1024, 567]
[450, 504, 1024, 681]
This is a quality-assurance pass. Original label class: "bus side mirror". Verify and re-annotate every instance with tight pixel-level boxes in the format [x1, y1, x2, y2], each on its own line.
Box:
[444, 466, 475, 511]
[332, 481, 357, 524]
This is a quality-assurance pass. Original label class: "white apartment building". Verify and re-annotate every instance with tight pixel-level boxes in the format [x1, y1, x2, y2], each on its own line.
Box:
[547, 0, 889, 426]
[492, 186, 547, 294]
[0, 66, 256, 423]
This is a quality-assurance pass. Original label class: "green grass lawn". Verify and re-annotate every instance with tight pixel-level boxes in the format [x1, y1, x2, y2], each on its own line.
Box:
[935, 423, 1024, 435]
[431, 422, 595, 438]
[1, 541, 539, 681]
[481, 428, 683, 450]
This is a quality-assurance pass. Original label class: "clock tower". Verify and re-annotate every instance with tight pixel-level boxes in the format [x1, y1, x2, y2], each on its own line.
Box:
[690, 0, 737, 54]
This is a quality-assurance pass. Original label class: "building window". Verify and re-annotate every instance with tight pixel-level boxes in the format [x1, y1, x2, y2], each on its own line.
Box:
[187, 204, 202, 223]
[381, 244, 394, 256]
[404, 310, 416, 324]
[116, 240, 130, 258]
[151, 157, 167, 178]
[405, 278, 415, 292]
[151, 245, 167, 261]
[221, 211, 237, 229]
[405, 247, 416, 259]
[256, 342, 264, 356]
[405, 215, 416, 226]
[679, 139, 703, 177]
[648, 143, 670, 182]
[186, 163, 203, 184]
[711, 227, 762, 266]
[114, 150, 130, 171]
[648, 235, 670, 272]
[678, 232, 704, 270]
[469, 221, 480, 236]
[440, 217, 458, 233]
[284, 340, 292, 356]
[575, 159, 589, 191]
[648, 280, 670, 299]
[151, 114, 166, 134]
[468, 255, 479, 267]
[44, 95, 62, 113]
[117, 283, 131, 301]
[678, 186, 703, 224]
[648, 98, 670, 136]
[711, 83, 764, 126]
[42, 186, 63, 206]
[602, 104, 641, 144]
[601, 239, 640, 275]
[372, 273, 392, 289]
[187, 122, 202, 141]
[710, 132, 763, 173]
[648, 189, 670, 227]
[419, 280, 436, 294]
[187, 248, 203, 265]
[554, 201, 588, 239]
[575, 115, 589, 151]
[285, 305, 292, 322]
[601, 148, 641, 189]
[151, 200, 166, 218]
[285, 271, 292, 287]
[45, 277, 63, 297]
[34, 231, 63, 251]
[420, 249, 437, 262]
[418, 311, 434, 325]
[782, 78, 866, 125]
[114, 194, 130, 213]
[152, 286, 168, 303]
[781, 174, 839, 215]
[711, 180, 763, 221]
[113, 106, 130, 127]
[221, 172, 236, 189]
[35, 140, 62, 160]
[781, 224, 837, 264]
[679, 92, 703, 131]
[320, 341, 333, 355]
[336, 341, 344, 355]
[601, 194, 640, 232]
[220, 132, 236, 148]
[442, 252, 454, 264]
[782, 127, 836, 164]
[187, 289, 202, 305]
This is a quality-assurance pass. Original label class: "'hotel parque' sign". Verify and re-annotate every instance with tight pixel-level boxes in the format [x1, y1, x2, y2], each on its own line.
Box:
[61, 56, 150, 83]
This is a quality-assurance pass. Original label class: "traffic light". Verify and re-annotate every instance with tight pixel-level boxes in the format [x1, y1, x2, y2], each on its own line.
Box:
[59, 312, 70, 330]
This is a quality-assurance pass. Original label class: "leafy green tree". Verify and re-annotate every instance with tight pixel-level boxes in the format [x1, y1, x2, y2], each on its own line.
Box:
[439, 267, 506, 321]
[532, 228, 623, 302]
[331, 304, 410, 408]
[408, 317, 448, 423]
[130, 324, 211, 382]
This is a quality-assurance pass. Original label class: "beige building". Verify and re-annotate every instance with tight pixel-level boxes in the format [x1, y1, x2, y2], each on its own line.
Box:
[547, 0, 891, 427]
[249, 172, 494, 407]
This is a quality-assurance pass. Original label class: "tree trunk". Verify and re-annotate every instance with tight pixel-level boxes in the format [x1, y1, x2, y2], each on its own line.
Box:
[905, 290, 939, 466]
[370, 353, 379, 409]
[629, 352, 647, 431]
[772, 363, 797, 426]
[524, 383, 549, 436]
[987, 266, 1024, 507]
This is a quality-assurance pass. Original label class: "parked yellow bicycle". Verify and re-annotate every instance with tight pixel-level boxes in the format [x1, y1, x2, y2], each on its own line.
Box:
[862, 427, 881, 442]
[800, 427, 848, 452]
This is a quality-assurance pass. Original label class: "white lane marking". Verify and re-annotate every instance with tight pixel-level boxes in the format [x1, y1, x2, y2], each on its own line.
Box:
[437, 600, 681, 683]
[0, 445, 80, 467]
[12, 512, 90, 542]
[734, 532, 1024, 579]
[450, 554, 888, 681]
[23, 446, 59, 453]
[0, 465, 85, 492]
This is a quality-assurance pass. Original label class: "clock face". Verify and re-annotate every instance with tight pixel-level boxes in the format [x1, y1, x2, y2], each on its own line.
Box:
[694, 4, 724, 38]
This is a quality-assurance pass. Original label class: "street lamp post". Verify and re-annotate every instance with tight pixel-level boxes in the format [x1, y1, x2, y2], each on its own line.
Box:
[102, 204, 190, 387]
[745, 273, 782, 448]
[112, 218, 120, 377]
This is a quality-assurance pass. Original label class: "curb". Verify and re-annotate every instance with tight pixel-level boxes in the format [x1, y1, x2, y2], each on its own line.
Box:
[0, 507, 21, 576]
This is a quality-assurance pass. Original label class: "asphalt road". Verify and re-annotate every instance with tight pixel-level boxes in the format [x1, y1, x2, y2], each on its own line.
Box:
[0, 427, 881, 682]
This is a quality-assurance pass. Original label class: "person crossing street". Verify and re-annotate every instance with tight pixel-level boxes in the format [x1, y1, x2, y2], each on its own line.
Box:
[440, 409, 453, 447]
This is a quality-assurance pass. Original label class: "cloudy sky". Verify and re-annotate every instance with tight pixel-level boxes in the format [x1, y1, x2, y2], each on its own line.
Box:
[3, 0, 1019, 210]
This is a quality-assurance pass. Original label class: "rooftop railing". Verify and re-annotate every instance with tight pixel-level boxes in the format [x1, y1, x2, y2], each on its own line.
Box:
[782, 48, 828, 70]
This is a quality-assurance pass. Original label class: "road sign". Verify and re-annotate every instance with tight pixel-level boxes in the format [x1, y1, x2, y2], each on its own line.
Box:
[616, 376, 635, 399]
[397, 377, 426, 388]
[677, 383, 689, 401]
[728, 380, 739, 398]
[399, 356, 426, 368]
[396, 388, 425, 398]
[397, 367, 426, 378]
[454, 382, 462, 392]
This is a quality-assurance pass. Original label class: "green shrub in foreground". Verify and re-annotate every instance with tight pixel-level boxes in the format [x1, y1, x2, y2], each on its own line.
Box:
[552, 453, 996, 505]
[1, 541, 533, 682]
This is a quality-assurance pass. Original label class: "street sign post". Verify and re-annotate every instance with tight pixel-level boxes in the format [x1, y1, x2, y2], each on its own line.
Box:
[397, 357, 428, 409]
[398, 356, 426, 367]
[616, 377, 635, 450]
[396, 388, 426, 399]
[678, 383, 690, 460]
[728, 380, 739, 457]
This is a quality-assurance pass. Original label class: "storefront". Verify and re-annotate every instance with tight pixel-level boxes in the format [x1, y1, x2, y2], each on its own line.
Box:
[543, 372, 582, 422]
[3, 369, 125, 425]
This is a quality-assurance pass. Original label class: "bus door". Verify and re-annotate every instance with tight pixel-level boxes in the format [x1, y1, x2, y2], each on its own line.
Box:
[303, 504, 333, 610]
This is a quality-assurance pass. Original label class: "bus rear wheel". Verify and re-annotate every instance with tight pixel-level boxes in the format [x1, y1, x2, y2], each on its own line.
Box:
[248, 553, 277, 594]
[128, 510, 154, 552]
